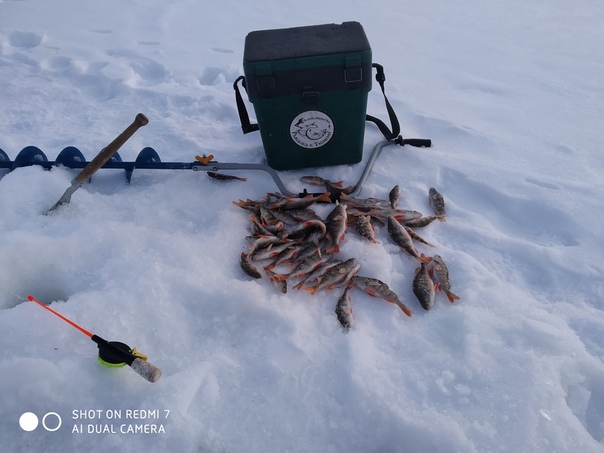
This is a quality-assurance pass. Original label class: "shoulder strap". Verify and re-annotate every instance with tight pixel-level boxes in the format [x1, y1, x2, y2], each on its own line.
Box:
[367, 63, 431, 148]
[366, 63, 400, 140]
[233, 76, 259, 134]
[235, 69, 431, 147]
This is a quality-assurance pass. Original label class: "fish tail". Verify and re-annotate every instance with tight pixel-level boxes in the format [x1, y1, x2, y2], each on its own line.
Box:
[420, 253, 433, 263]
[446, 291, 460, 303]
[419, 254, 432, 264]
[397, 302, 413, 317]
[326, 243, 339, 254]
[302, 286, 319, 295]
[318, 192, 332, 203]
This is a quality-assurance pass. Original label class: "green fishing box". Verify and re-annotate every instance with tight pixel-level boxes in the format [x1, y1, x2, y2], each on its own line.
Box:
[240, 22, 372, 170]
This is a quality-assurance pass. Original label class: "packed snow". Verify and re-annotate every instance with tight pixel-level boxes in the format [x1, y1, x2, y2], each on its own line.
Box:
[1, 0, 604, 452]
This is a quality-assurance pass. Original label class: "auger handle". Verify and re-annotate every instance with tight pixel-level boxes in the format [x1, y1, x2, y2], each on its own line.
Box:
[75, 113, 149, 184]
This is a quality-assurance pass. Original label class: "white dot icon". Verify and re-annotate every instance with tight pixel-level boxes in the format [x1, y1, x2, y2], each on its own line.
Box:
[19, 412, 39, 431]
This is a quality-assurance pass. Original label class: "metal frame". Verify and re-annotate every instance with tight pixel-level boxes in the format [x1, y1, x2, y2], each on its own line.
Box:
[1, 140, 398, 199]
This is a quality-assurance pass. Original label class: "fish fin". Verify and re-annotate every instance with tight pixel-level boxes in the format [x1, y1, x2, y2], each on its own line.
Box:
[363, 289, 378, 298]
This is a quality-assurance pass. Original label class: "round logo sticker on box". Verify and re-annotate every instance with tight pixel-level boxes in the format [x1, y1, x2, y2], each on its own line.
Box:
[290, 110, 334, 149]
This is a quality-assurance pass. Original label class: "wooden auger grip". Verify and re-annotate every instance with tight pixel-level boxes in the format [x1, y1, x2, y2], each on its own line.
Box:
[76, 113, 149, 184]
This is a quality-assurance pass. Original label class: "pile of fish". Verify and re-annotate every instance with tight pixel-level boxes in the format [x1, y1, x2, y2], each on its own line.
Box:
[233, 176, 459, 329]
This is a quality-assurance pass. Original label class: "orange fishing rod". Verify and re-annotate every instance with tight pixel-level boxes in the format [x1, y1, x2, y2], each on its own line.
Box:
[28, 295, 161, 383]
[28, 296, 94, 337]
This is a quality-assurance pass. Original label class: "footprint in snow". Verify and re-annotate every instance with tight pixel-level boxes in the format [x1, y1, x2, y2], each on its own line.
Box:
[9, 31, 43, 49]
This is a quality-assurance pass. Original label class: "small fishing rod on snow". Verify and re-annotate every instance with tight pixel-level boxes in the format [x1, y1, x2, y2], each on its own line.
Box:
[27, 295, 161, 383]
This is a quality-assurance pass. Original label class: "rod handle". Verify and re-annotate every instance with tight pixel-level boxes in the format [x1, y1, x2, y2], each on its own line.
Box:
[130, 357, 162, 383]
[75, 113, 149, 184]
[92, 334, 161, 383]
[397, 137, 432, 148]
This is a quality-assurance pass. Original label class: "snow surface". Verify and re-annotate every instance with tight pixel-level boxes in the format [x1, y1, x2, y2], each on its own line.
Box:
[1, 0, 604, 452]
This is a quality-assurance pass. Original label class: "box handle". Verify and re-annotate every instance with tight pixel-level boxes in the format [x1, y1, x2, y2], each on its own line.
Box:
[233, 76, 259, 134]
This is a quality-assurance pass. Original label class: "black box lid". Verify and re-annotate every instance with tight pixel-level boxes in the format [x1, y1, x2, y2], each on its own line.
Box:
[244, 22, 370, 62]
